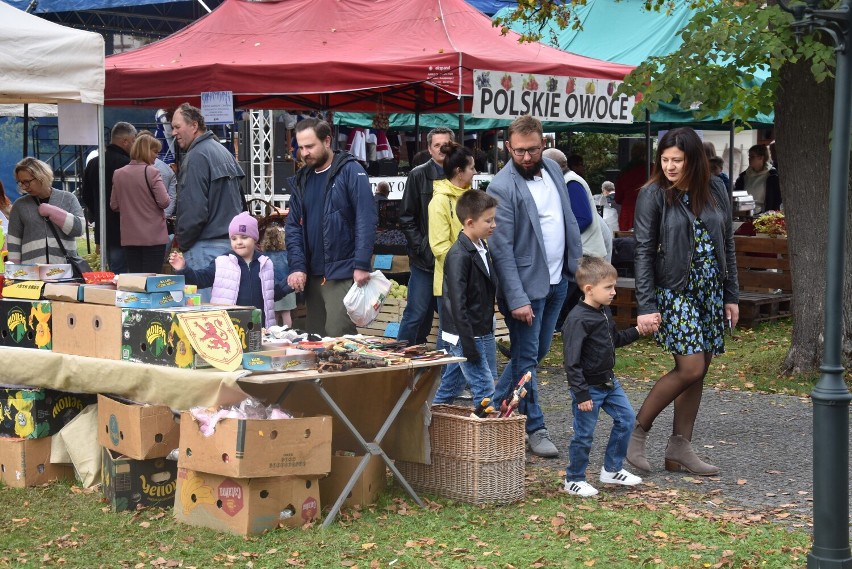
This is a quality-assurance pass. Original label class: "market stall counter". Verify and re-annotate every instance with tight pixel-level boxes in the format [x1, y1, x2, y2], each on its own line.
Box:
[238, 357, 463, 527]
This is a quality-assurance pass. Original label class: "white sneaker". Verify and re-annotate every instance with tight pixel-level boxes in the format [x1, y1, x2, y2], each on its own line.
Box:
[599, 467, 642, 486]
[563, 480, 599, 497]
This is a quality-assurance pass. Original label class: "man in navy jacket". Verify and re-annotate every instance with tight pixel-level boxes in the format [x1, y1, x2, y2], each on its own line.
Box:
[286, 118, 377, 337]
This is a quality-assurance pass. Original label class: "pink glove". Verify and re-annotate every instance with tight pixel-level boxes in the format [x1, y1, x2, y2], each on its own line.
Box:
[37, 203, 69, 227]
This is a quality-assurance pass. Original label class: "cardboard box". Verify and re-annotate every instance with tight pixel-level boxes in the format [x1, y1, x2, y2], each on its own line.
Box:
[0, 436, 75, 488]
[174, 468, 320, 535]
[0, 299, 52, 350]
[1, 280, 46, 301]
[97, 395, 180, 460]
[38, 264, 73, 281]
[82, 285, 118, 306]
[101, 447, 177, 512]
[43, 283, 83, 303]
[51, 302, 123, 360]
[121, 306, 262, 369]
[319, 454, 386, 508]
[241, 348, 316, 372]
[115, 290, 184, 309]
[117, 274, 185, 293]
[177, 412, 332, 478]
[0, 386, 96, 439]
[4, 263, 39, 281]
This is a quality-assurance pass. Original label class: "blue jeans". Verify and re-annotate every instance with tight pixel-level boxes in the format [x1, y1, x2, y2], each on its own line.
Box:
[566, 379, 636, 481]
[434, 334, 497, 405]
[107, 244, 127, 274]
[397, 264, 436, 345]
[494, 279, 568, 434]
[183, 238, 232, 302]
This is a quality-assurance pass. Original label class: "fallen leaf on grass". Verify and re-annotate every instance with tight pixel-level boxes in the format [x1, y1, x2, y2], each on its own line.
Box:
[737, 479, 747, 485]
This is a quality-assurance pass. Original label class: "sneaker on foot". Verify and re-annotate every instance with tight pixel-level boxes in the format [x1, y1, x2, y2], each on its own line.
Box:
[599, 467, 642, 486]
[564, 480, 599, 497]
[527, 428, 559, 458]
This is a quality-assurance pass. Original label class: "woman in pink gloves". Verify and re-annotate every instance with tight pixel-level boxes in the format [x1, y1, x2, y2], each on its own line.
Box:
[8, 157, 86, 264]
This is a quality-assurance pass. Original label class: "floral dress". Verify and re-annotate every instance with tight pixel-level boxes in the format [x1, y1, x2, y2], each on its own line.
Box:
[654, 193, 725, 356]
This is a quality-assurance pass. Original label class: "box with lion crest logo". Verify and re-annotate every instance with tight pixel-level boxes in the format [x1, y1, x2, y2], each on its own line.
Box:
[120, 306, 262, 369]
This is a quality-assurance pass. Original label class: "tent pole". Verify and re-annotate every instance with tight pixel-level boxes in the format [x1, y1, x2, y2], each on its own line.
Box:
[414, 112, 420, 155]
[728, 122, 735, 186]
[458, 97, 465, 148]
[23, 103, 29, 158]
[645, 109, 652, 179]
[98, 104, 107, 270]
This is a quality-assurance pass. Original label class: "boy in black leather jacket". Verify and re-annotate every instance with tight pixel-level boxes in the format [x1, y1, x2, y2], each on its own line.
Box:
[561, 256, 648, 497]
[433, 190, 499, 406]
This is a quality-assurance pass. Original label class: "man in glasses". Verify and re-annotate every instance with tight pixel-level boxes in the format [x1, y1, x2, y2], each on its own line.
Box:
[486, 115, 582, 458]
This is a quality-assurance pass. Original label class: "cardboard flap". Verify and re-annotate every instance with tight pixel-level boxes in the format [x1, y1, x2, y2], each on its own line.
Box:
[2, 280, 46, 300]
[176, 310, 243, 372]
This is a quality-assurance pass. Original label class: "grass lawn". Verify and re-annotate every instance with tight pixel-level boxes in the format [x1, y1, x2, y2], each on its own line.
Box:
[0, 469, 811, 569]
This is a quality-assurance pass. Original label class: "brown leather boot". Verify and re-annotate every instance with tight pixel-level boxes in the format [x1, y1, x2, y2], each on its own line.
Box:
[664, 435, 719, 476]
[626, 421, 651, 473]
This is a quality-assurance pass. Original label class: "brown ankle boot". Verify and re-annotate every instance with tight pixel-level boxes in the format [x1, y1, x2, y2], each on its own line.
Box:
[626, 421, 651, 473]
[664, 435, 719, 476]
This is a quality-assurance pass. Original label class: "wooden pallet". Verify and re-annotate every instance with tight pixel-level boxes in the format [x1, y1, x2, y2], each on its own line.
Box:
[611, 277, 638, 329]
[737, 291, 793, 328]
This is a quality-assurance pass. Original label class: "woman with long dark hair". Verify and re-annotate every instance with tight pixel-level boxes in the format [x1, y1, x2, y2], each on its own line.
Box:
[626, 127, 739, 476]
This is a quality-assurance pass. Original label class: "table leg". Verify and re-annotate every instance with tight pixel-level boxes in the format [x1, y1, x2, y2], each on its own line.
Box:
[310, 368, 429, 527]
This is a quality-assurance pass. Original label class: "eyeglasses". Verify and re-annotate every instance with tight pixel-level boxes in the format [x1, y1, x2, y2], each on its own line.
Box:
[16, 177, 36, 188]
[510, 146, 542, 158]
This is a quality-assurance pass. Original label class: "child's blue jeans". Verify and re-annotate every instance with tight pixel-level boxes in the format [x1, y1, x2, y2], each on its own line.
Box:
[433, 334, 497, 406]
[566, 379, 636, 481]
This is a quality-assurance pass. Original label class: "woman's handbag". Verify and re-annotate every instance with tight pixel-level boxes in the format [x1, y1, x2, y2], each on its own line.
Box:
[44, 212, 92, 281]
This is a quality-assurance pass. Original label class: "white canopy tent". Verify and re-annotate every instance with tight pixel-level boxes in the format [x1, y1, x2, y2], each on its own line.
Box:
[0, 0, 107, 258]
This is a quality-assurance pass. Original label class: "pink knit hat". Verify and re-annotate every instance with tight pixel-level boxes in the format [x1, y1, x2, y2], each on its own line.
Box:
[228, 212, 259, 241]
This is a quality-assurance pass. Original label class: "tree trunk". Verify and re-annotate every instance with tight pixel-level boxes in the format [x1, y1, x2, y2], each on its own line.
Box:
[775, 58, 852, 374]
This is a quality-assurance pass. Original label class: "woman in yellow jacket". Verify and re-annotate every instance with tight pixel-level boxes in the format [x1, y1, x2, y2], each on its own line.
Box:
[428, 141, 477, 297]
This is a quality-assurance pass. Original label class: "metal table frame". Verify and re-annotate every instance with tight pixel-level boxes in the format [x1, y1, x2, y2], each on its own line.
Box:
[239, 358, 460, 527]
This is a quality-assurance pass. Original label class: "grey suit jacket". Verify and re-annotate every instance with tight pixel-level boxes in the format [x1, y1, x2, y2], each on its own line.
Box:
[486, 157, 582, 311]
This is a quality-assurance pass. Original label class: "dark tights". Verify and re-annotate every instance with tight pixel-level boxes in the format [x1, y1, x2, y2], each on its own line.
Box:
[635, 352, 712, 441]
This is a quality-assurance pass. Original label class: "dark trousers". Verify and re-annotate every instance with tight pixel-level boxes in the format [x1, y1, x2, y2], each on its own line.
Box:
[125, 244, 168, 274]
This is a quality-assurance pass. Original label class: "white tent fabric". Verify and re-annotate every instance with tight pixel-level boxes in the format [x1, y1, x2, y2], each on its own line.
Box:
[0, 104, 58, 116]
[0, 1, 105, 104]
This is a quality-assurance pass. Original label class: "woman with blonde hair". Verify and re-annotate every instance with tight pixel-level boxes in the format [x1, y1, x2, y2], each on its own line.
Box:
[111, 133, 171, 272]
[8, 157, 86, 264]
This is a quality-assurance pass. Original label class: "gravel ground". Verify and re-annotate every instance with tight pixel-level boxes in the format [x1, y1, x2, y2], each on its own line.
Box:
[474, 364, 852, 517]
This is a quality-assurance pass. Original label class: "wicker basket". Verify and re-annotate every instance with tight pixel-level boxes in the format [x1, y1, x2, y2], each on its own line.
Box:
[396, 404, 526, 504]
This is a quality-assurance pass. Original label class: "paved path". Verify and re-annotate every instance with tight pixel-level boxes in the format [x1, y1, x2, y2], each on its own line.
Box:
[519, 367, 852, 517]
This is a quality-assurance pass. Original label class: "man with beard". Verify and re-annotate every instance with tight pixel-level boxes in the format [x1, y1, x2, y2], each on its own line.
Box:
[286, 117, 377, 337]
[486, 115, 582, 458]
[171, 103, 245, 302]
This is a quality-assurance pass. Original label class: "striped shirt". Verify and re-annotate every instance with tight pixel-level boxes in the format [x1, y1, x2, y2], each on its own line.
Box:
[6, 190, 86, 264]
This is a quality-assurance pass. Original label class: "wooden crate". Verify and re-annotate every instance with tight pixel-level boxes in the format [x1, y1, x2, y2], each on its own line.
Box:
[611, 277, 637, 329]
[734, 236, 793, 328]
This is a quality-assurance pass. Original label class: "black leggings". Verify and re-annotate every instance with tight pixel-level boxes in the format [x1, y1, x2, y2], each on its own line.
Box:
[124, 244, 168, 274]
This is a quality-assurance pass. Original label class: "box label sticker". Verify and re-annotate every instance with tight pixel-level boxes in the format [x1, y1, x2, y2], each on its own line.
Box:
[218, 478, 244, 516]
[108, 414, 120, 446]
[177, 310, 243, 372]
[302, 496, 318, 522]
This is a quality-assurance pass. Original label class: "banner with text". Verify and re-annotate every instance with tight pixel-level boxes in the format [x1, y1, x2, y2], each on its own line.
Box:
[472, 70, 635, 124]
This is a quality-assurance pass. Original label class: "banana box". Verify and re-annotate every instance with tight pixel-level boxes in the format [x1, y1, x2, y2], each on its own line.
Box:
[121, 306, 261, 369]
[0, 386, 96, 439]
[0, 299, 52, 350]
[115, 290, 184, 309]
[177, 412, 332, 478]
[101, 447, 177, 512]
[4, 263, 39, 281]
[0, 436, 75, 488]
[174, 468, 320, 535]
[97, 395, 180, 460]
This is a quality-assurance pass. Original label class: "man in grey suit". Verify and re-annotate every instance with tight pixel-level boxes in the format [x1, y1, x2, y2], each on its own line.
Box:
[487, 115, 582, 457]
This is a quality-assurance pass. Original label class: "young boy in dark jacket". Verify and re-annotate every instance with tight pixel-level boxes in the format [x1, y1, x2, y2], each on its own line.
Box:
[433, 190, 499, 406]
[561, 256, 648, 497]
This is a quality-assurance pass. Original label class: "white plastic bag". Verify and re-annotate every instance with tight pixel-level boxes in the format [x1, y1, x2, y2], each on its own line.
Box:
[343, 270, 392, 327]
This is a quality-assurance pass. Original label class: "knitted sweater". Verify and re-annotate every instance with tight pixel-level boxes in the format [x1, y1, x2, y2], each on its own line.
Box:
[6, 190, 86, 264]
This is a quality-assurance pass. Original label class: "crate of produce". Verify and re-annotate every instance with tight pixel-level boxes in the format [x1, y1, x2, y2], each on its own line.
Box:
[395, 404, 526, 504]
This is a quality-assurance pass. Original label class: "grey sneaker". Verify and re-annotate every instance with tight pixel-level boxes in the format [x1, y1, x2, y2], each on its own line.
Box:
[527, 428, 559, 458]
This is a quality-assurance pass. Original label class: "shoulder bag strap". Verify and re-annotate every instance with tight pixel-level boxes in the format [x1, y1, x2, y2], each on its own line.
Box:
[42, 203, 71, 259]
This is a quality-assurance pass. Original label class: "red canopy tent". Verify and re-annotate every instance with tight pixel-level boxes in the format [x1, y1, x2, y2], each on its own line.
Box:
[105, 0, 633, 112]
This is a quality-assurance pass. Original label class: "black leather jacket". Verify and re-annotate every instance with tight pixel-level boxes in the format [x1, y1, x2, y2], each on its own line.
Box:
[399, 160, 443, 271]
[440, 232, 497, 362]
[633, 178, 738, 315]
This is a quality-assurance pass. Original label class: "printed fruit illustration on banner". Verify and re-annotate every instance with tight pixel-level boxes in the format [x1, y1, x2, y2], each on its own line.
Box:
[475, 71, 491, 89]
[523, 74, 539, 91]
[607, 81, 617, 96]
[179, 469, 215, 515]
[546, 76, 558, 92]
[585, 81, 596, 94]
[565, 77, 576, 94]
[500, 73, 513, 90]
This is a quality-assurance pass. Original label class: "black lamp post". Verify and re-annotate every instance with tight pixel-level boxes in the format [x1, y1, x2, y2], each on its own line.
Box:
[776, 0, 852, 567]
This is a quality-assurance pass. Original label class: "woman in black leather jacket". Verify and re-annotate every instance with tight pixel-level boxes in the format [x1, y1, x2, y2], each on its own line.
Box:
[626, 127, 739, 476]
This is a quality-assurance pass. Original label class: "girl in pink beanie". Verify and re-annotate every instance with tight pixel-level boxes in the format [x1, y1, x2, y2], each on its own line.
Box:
[169, 212, 292, 328]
